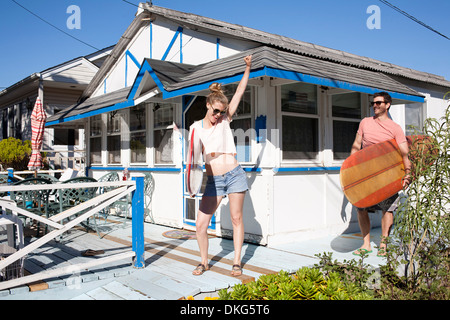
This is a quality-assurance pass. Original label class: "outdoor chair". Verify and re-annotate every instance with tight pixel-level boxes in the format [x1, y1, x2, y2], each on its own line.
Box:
[89, 171, 120, 237]
[9, 178, 52, 236]
[113, 172, 155, 223]
[0, 174, 18, 197]
[36, 174, 59, 182]
[47, 177, 98, 234]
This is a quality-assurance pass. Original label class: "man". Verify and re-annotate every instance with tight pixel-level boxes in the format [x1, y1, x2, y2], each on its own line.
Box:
[350, 92, 411, 257]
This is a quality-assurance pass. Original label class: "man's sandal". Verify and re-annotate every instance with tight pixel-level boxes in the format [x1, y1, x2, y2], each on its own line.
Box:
[352, 248, 373, 256]
[377, 248, 387, 257]
[192, 264, 209, 276]
[231, 264, 243, 276]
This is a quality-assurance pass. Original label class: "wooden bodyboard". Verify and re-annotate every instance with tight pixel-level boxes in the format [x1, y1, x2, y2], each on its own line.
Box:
[340, 135, 435, 208]
[340, 138, 405, 208]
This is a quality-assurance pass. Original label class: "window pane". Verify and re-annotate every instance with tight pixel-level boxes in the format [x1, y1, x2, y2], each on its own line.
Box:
[130, 104, 146, 131]
[54, 129, 79, 145]
[231, 118, 252, 162]
[90, 115, 102, 136]
[185, 197, 196, 221]
[282, 116, 318, 159]
[107, 135, 121, 164]
[281, 83, 317, 114]
[332, 92, 361, 119]
[107, 112, 121, 134]
[333, 121, 359, 160]
[226, 84, 252, 116]
[90, 137, 101, 164]
[154, 105, 174, 128]
[154, 129, 173, 164]
[405, 103, 423, 135]
[131, 131, 146, 163]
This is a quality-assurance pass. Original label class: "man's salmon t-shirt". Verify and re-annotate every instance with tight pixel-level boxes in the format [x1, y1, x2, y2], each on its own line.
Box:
[357, 116, 407, 149]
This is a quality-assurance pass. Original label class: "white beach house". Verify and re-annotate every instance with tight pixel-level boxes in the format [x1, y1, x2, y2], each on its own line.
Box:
[46, 4, 450, 246]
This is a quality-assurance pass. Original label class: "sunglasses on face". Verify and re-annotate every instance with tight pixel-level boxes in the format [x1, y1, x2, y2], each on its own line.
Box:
[370, 101, 387, 106]
[211, 107, 227, 115]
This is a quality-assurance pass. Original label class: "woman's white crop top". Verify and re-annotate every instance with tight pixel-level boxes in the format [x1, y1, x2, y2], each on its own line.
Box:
[189, 115, 236, 156]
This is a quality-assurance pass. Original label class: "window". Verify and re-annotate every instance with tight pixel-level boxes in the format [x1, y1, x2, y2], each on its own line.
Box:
[331, 92, 361, 160]
[107, 111, 122, 164]
[227, 85, 253, 162]
[153, 103, 176, 164]
[54, 129, 79, 146]
[89, 115, 102, 164]
[53, 107, 80, 146]
[405, 103, 424, 135]
[281, 83, 318, 160]
[130, 104, 147, 163]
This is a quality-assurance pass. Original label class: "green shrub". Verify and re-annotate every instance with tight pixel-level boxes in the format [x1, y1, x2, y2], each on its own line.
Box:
[0, 137, 32, 170]
[218, 267, 374, 300]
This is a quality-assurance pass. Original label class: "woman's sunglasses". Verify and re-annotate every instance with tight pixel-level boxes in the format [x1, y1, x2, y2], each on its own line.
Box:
[211, 107, 227, 115]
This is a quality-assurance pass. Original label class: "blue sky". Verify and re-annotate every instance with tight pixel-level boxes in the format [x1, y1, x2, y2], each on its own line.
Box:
[1, 0, 449, 91]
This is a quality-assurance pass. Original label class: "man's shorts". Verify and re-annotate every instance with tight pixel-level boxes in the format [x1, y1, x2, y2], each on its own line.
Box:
[358, 193, 399, 212]
[203, 165, 248, 197]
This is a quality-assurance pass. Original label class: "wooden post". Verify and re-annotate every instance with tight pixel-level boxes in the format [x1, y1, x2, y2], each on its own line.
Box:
[131, 174, 145, 268]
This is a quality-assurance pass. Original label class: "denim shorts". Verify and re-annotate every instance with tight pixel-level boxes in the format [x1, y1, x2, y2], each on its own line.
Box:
[203, 165, 248, 197]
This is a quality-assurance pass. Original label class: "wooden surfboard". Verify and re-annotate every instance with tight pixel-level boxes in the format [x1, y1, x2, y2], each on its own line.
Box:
[339, 135, 430, 208]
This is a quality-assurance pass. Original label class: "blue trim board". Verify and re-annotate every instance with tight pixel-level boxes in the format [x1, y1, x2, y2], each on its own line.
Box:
[125, 50, 142, 87]
[89, 166, 181, 172]
[264, 67, 425, 103]
[46, 98, 135, 126]
[273, 166, 341, 173]
[216, 38, 220, 59]
[162, 26, 183, 61]
[149, 22, 153, 59]
[149, 66, 424, 103]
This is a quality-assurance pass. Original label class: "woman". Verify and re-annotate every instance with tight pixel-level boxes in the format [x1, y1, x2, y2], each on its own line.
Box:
[190, 55, 252, 276]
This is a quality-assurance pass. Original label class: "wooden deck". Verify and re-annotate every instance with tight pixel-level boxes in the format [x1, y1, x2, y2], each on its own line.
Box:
[1, 219, 385, 300]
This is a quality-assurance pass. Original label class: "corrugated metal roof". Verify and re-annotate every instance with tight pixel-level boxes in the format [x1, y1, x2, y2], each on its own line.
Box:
[147, 46, 422, 99]
[47, 87, 131, 124]
[144, 5, 450, 88]
[48, 46, 424, 126]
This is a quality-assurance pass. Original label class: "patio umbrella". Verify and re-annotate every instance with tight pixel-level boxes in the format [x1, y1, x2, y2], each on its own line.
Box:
[27, 97, 47, 172]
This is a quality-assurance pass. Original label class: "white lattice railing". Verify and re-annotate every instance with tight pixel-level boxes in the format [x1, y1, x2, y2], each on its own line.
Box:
[0, 177, 145, 290]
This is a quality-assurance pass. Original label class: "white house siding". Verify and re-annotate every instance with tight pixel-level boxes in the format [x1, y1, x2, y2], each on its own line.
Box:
[91, 18, 255, 98]
[43, 63, 97, 85]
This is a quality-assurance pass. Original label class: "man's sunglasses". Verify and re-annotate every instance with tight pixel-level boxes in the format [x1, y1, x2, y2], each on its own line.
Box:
[370, 101, 387, 106]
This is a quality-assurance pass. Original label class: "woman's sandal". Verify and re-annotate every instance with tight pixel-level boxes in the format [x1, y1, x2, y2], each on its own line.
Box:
[231, 264, 243, 277]
[192, 264, 209, 276]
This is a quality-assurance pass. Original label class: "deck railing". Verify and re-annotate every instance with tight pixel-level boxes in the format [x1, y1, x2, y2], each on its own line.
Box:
[0, 176, 145, 290]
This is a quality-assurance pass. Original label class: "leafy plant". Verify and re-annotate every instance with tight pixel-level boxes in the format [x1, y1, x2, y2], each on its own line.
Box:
[382, 102, 450, 299]
[0, 137, 32, 170]
[218, 265, 373, 300]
